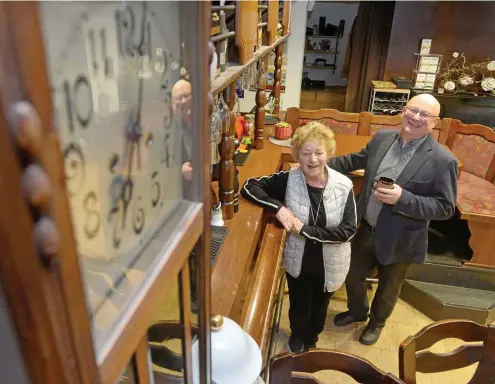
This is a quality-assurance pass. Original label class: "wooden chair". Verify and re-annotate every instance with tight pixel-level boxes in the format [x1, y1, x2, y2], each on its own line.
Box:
[357, 112, 402, 136]
[270, 349, 404, 383]
[399, 319, 495, 384]
[444, 120, 495, 268]
[297, 108, 361, 135]
[446, 120, 495, 183]
[431, 118, 453, 145]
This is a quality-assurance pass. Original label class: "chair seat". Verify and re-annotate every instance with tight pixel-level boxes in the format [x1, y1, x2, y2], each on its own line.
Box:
[457, 172, 495, 216]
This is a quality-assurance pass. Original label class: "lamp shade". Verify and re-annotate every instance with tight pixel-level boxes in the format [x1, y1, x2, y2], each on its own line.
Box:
[192, 315, 262, 384]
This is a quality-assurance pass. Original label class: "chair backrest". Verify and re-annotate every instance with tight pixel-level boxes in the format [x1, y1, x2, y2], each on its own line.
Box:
[431, 118, 452, 145]
[285, 107, 300, 132]
[358, 112, 402, 136]
[270, 349, 404, 383]
[445, 120, 495, 181]
[399, 319, 492, 384]
[298, 108, 360, 135]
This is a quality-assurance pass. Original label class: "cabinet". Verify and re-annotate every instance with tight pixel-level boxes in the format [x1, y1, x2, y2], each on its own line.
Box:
[300, 87, 345, 111]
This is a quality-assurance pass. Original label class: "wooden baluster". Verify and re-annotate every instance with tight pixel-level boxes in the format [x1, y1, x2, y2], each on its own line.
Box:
[227, 83, 240, 213]
[235, 0, 258, 64]
[219, 90, 235, 220]
[255, 62, 267, 150]
[267, 0, 279, 45]
[227, 82, 237, 110]
[282, 0, 292, 35]
[272, 43, 283, 117]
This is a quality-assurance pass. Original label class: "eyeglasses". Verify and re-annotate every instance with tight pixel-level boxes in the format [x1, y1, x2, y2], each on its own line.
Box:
[404, 106, 438, 120]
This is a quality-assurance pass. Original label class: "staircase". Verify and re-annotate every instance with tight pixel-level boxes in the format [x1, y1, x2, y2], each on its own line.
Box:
[401, 262, 495, 325]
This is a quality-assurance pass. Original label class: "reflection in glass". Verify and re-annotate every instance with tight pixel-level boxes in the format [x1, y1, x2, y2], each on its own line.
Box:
[39, 1, 202, 357]
[148, 274, 187, 382]
[116, 361, 136, 384]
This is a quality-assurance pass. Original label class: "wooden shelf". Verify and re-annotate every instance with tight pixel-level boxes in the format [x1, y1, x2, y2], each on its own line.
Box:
[211, 33, 290, 96]
[304, 64, 336, 69]
[305, 49, 339, 54]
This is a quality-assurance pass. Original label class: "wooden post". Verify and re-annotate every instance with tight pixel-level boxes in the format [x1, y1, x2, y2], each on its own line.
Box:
[235, 0, 257, 64]
[227, 83, 240, 213]
[282, 0, 291, 35]
[255, 62, 267, 150]
[272, 43, 283, 117]
[267, 0, 279, 45]
[219, 89, 235, 219]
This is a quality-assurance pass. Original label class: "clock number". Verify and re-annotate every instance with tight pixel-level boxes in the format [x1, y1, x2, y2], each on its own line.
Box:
[120, 178, 134, 229]
[63, 143, 85, 196]
[83, 191, 101, 239]
[88, 27, 113, 79]
[88, 28, 98, 76]
[132, 197, 146, 235]
[63, 75, 93, 134]
[108, 177, 124, 249]
[162, 90, 173, 130]
[115, 7, 135, 56]
[115, 6, 152, 58]
[108, 206, 122, 249]
[161, 133, 171, 168]
[151, 171, 161, 207]
[100, 29, 113, 78]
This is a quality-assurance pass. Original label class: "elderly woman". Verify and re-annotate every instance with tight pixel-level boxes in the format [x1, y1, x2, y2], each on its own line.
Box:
[241, 122, 357, 353]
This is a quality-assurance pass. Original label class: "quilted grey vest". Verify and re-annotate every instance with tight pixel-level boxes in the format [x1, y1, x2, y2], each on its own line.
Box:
[284, 166, 353, 292]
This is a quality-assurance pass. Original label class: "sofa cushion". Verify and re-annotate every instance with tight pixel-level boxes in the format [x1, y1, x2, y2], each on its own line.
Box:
[456, 171, 495, 216]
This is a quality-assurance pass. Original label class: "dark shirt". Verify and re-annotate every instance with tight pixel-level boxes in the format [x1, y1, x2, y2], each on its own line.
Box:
[241, 171, 357, 275]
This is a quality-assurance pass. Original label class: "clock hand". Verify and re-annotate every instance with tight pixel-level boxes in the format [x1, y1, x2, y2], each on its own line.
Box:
[119, 3, 148, 229]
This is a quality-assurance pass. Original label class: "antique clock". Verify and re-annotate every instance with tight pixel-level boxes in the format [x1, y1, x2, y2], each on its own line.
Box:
[39, 1, 186, 351]
[0, 0, 214, 382]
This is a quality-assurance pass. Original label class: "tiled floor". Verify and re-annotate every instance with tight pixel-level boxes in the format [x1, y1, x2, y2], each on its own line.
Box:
[274, 285, 484, 383]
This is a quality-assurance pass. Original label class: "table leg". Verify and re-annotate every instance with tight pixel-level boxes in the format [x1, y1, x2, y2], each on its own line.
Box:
[465, 220, 495, 269]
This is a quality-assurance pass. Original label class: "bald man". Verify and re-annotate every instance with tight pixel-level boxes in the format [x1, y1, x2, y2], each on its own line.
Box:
[171, 79, 194, 181]
[327, 94, 457, 345]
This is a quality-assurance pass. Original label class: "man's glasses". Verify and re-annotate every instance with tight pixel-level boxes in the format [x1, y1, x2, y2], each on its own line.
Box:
[404, 106, 438, 120]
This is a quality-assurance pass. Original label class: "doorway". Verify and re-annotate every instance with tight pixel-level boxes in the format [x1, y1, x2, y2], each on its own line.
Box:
[300, 1, 359, 111]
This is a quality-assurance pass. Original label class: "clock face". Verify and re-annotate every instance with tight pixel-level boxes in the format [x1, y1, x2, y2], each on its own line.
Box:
[39, 1, 190, 344]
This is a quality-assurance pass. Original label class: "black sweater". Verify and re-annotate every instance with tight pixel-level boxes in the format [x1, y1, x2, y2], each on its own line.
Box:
[241, 171, 357, 275]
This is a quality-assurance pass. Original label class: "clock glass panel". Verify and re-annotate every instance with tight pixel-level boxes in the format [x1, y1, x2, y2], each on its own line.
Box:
[39, 1, 200, 354]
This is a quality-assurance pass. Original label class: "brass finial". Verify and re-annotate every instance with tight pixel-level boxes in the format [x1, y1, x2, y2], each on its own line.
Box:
[211, 314, 224, 331]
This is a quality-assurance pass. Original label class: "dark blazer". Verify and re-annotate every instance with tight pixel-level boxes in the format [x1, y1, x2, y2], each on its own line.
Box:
[327, 130, 458, 265]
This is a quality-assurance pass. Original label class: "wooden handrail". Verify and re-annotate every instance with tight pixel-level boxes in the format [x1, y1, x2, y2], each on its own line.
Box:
[211, 34, 290, 96]
[241, 220, 286, 349]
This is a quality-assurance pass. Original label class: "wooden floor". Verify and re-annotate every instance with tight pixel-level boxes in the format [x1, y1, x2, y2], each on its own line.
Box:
[274, 284, 494, 383]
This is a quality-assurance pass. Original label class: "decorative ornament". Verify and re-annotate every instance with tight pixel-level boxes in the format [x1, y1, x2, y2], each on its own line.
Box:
[481, 77, 495, 92]
[437, 52, 494, 93]
[444, 81, 456, 91]
[458, 76, 474, 86]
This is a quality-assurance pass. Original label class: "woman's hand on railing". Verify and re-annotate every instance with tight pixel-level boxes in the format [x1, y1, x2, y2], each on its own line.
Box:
[275, 206, 295, 232]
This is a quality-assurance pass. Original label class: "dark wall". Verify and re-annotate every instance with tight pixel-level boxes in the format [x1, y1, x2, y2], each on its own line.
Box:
[383, 2, 495, 80]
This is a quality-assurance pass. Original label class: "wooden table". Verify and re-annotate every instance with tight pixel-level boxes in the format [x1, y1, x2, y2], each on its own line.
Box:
[211, 134, 371, 319]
